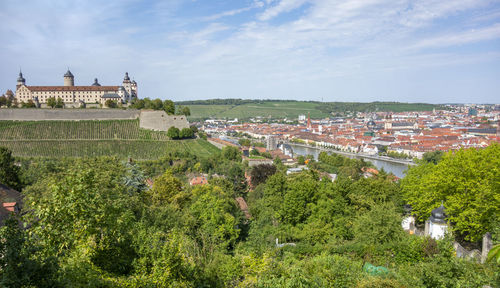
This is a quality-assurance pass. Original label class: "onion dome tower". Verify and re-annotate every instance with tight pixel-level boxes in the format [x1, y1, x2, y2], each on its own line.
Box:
[123, 72, 131, 82]
[425, 203, 448, 239]
[16, 71, 26, 88]
[64, 69, 74, 86]
[92, 78, 101, 86]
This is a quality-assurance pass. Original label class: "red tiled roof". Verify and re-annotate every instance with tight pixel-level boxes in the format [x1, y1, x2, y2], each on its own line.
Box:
[2, 202, 17, 212]
[190, 176, 208, 186]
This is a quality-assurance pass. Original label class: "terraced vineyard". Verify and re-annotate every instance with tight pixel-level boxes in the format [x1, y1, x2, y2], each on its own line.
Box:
[0, 120, 170, 140]
[0, 120, 219, 159]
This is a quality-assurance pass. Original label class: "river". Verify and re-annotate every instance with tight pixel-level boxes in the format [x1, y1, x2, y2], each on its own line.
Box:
[288, 144, 411, 178]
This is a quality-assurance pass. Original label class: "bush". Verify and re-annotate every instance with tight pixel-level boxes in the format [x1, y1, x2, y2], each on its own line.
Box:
[167, 127, 180, 139]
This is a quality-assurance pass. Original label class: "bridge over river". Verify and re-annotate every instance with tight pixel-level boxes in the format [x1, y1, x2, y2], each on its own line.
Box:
[285, 142, 415, 178]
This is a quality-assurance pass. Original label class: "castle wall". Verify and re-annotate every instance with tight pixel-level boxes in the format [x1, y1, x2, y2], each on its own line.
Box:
[139, 110, 189, 131]
[0, 109, 189, 131]
[0, 109, 140, 121]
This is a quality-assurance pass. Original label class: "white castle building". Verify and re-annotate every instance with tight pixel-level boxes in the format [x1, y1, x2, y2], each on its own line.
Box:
[15, 70, 137, 105]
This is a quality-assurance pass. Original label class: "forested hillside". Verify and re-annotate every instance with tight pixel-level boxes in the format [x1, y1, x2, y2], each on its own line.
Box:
[0, 144, 497, 287]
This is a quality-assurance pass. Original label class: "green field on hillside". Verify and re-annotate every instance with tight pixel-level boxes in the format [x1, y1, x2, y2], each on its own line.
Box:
[187, 101, 329, 120]
[183, 100, 440, 120]
[0, 119, 219, 159]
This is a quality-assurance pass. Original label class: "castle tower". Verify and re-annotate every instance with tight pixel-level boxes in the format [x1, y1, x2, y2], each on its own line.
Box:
[16, 71, 26, 88]
[122, 72, 132, 101]
[63, 69, 74, 86]
[131, 79, 138, 98]
[307, 112, 312, 129]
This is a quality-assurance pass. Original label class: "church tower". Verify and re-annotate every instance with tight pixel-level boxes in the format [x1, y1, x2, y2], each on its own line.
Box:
[384, 113, 393, 130]
[16, 71, 26, 88]
[64, 69, 74, 86]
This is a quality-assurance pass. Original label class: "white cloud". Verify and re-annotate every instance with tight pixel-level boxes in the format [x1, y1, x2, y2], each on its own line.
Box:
[258, 0, 310, 21]
[410, 23, 500, 49]
[1, 0, 499, 103]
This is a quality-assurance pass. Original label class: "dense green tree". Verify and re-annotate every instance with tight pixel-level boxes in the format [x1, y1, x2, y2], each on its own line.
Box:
[24, 158, 137, 276]
[280, 173, 319, 225]
[222, 146, 241, 161]
[188, 185, 241, 252]
[152, 98, 163, 110]
[297, 155, 305, 165]
[0, 216, 59, 287]
[22, 99, 37, 108]
[180, 127, 194, 139]
[149, 170, 185, 207]
[105, 99, 118, 108]
[167, 126, 180, 139]
[47, 97, 56, 108]
[347, 176, 402, 213]
[190, 125, 198, 134]
[163, 100, 175, 115]
[238, 138, 251, 147]
[352, 202, 404, 245]
[130, 98, 145, 109]
[401, 144, 500, 241]
[176, 105, 191, 116]
[55, 97, 64, 108]
[0, 95, 8, 107]
[422, 150, 444, 164]
[0, 147, 22, 190]
[250, 164, 277, 187]
[0, 216, 32, 287]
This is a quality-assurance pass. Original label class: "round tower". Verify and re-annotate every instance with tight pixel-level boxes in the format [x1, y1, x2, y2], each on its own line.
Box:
[131, 79, 137, 98]
[425, 203, 448, 240]
[123, 72, 131, 83]
[16, 71, 26, 88]
[64, 69, 74, 86]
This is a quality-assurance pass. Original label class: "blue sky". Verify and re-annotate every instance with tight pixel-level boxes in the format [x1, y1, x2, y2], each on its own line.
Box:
[1, 0, 499, 103]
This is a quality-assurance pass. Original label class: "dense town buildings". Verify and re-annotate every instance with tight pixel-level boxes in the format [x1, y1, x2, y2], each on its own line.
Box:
[204, 105, 500, 159]
[14, 70, 137, 106]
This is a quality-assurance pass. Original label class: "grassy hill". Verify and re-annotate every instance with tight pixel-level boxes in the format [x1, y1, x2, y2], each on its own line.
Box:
[0, 119, 219, 159]
[179, 100, 440, 120]
[186, 101, 330, 121]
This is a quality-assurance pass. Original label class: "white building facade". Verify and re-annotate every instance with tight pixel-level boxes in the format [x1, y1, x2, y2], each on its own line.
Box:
[15, 70, 138, 105]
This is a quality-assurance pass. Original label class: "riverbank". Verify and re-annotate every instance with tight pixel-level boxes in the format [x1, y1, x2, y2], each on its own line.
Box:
[287, 143, 413, 178]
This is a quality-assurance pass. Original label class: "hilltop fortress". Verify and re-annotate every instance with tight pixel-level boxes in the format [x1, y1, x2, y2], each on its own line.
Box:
[15, 70, 138, 106]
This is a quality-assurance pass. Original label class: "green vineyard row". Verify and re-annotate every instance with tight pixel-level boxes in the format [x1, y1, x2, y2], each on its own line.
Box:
[0, 119, 169, 140]
[0, 139, 220, 160]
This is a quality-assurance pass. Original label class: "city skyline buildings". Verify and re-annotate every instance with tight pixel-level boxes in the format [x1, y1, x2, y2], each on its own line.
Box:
[1, 0, 499, 104]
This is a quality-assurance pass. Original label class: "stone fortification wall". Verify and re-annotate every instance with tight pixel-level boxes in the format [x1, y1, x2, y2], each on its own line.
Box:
[139, 110, 190, 131]
[0, 109, 189, 131]
[0, 109, 139, 121]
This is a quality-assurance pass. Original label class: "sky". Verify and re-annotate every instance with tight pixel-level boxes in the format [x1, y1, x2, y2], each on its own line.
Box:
[1, 0, 499, 104]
